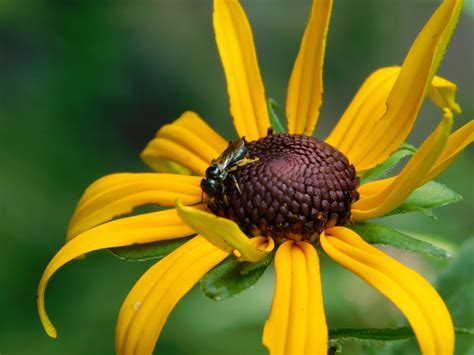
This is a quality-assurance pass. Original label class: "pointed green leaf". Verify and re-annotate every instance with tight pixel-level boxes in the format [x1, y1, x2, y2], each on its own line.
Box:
[389, 181, 462, 217]
[108, 236, 193, 261]
[201, 255, 270, 301]
[329, 327, 472, 342]
[361, 144, 416, 184]
[267, 98, 285, 133]
[350, 222, 449, 258]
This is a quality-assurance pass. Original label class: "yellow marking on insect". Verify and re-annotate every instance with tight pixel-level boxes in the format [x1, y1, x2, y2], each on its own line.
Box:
[228, 157, 260, 171]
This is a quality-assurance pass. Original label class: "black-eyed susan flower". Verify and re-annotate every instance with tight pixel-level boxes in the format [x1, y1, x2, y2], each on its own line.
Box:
[38, 0, 473, 354]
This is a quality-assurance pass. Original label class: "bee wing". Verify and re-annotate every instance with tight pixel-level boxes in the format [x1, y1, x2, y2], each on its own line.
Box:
[214, 139, 246, 167]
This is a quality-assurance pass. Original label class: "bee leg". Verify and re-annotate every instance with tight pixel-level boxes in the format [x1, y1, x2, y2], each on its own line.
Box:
[222, 192, 229, 206]
[231, 174, 242, 195]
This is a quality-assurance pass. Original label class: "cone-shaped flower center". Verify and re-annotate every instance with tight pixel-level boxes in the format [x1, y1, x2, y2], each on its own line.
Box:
[203, 133, 360, 243]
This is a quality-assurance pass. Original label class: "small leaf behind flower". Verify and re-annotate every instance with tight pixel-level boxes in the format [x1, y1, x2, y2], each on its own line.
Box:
[109, 236, 194, 261]
[201, 255, 272, 301]
[240, 250, 275, 275]
[267, 98, 285, 133]
[389, 181, 462, 218]
[329, 327, 472, 342]
[350, 222, 449, 258]
[361, 143, 416, 183]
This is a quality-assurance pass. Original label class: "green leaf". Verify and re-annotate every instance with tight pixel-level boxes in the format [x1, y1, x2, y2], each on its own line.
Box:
[108, 236, 193, 261]
[267, 98, 285, 133]
[389, 181, 462, 218]
[350, 222, 449, 258]
[201, 255, 271, 301]
[240, 250, 275, 275]
[361, 144, 416, 184]
[329, 327, 472, 342]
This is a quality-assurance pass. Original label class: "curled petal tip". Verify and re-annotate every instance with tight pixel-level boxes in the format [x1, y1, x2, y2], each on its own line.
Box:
[176, 199, 269, 262]
[46, 326, 57, 339]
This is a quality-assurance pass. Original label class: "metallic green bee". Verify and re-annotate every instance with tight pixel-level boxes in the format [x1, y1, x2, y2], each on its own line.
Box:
[201, 138, 249, 202]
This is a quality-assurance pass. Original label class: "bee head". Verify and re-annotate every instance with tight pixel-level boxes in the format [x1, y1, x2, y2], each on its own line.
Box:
[205, 165, 221, 178]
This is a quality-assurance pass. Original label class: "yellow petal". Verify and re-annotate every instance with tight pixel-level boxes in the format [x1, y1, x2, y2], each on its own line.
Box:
[357, 119, 473, 199]
[116, 235, 227, 355]
[286, 0, 333, 135]
[263, 241, 327, 354]
[325, 67, 399, 156]
[429, 75, 462, 114]
[321, 227, 454, 354]
[213, 0, 270, 140]
[325, 67, 462, 173]
[147, 160, 191, 175]
[233, 236, 274, 258]
[352, 110, 452, 220]
[37, 208, 195, 339]
[331, 0, 463, 172]
[356, 177, 392, 200]
[66, 173, 202, 241]
[141, 111, 228, 175]
[176, 200, 270, 262]
[424, 119, 473, 183]
[251, 236, 275, 253]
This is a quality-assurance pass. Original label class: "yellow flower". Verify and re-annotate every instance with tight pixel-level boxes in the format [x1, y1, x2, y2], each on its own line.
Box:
[38, 0, 472, 354]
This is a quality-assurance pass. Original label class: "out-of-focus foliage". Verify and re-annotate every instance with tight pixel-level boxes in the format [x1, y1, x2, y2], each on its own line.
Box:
[387, 238, 474, 355]
[0, 1, 472, 354]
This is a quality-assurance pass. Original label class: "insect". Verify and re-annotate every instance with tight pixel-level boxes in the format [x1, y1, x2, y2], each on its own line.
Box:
[201, 137, 256, 205]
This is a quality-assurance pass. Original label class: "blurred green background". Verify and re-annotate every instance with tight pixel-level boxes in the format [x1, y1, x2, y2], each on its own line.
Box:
[1, 0, 472, 354]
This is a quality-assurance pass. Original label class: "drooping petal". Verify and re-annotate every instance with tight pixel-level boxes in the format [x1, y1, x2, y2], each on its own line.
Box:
[328, 0, 463, 172]
[66, 173, 202, 241]
[141, 111, 228, 175]
[352, 110, 452, 220]
[325, 67, 462, 173]
[38, 208, 195, 338]
[116, 235, 227, 355]
[286, 0, 333, 135]
[263, 241, 327, 354]
[213, 0, 270, 140]
[234, 236, 275, 259]
[321, 227, 454, 354]
[357, 119, 473, 199]
[176, 200, 271, 262]
[429, 75, 462, 114]
[424, 119, 473, 183]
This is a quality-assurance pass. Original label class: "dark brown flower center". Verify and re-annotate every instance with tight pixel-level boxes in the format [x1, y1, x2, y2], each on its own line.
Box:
[203, 133, 359, 243]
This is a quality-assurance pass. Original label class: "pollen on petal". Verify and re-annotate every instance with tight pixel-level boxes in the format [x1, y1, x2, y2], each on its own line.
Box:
[133, 301, 142, 311]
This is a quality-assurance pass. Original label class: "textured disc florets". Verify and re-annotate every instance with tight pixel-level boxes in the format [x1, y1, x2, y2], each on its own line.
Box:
[205, 133, 359, 243]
